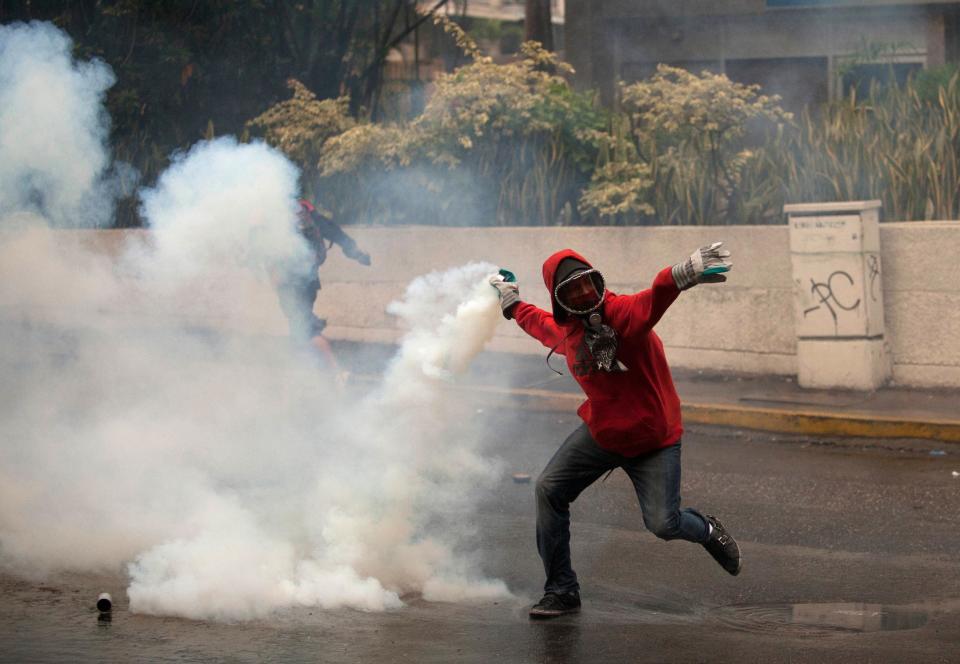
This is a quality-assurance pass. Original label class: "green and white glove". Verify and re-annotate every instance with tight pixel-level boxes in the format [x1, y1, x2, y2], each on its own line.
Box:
[671, 242, 733, 291]
[489, 272, 520, 320]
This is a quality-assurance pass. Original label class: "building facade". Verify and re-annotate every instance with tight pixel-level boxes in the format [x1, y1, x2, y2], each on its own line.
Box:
[567, 0, 960, 110]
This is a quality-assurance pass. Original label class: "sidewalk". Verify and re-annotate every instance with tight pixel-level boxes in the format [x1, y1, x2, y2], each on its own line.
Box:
[335, 341, 960, 444]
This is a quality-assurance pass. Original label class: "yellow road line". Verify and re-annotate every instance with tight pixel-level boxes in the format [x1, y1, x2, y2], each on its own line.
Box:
[683, 402, 960, 442]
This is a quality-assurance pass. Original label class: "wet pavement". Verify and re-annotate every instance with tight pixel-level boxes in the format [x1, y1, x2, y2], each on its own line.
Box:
[2, 405, 958, 663]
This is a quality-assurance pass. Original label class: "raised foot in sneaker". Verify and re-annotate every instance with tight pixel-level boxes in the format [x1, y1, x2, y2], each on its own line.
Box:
[528, 592, 581, 619]
[703, 514, 742, 576]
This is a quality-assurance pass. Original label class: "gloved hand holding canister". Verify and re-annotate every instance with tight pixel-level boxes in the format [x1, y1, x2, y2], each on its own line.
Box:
[489, 269, 520, 319]
[671, 242, 733, 291]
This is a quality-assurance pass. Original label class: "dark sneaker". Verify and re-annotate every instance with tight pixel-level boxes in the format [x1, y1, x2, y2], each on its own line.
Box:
[703, 515, 742, 576]
[529, 592, 581, 619]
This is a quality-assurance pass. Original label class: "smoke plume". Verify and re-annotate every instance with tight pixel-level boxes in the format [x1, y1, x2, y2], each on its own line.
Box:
[0, 22, 510, 621]
[0, 21, 116, 228]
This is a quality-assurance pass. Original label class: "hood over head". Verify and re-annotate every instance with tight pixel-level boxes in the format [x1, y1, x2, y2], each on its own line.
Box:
[542, 249, 605, 323]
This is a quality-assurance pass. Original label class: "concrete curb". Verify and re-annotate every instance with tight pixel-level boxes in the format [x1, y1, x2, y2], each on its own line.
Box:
[456, 384, 960, 443]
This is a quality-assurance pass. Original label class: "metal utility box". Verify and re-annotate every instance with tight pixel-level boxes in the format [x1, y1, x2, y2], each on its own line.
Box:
[784, 200, 890, 390]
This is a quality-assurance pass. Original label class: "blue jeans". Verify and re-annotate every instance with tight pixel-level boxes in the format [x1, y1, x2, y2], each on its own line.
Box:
[535, 424, 709, 595]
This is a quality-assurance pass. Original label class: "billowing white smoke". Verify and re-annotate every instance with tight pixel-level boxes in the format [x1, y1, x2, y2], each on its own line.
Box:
[0, 21, 116, 228]
[124, 261, 509, 620]
[139, 137, 309, 286]
[0, 22, 511, 621]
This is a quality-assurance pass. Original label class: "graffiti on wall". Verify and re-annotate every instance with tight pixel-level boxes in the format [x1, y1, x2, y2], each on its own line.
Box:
[866, 254, 881, 302]
[802, 271, 861, 335]
[796, 253, 881, 337]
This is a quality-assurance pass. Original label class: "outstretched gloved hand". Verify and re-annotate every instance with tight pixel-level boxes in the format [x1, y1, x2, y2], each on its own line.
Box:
[671, 242, 732, 291]
[489, 272, 520, 319]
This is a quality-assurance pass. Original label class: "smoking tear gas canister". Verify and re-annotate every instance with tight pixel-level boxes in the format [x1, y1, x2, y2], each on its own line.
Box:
[96, 593, 112, 612]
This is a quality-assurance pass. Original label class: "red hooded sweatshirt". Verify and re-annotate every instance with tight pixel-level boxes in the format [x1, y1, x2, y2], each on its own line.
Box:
[511, 249, 683, 456]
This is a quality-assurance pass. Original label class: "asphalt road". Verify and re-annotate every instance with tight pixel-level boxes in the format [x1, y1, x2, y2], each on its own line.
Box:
[2, 408, 958, 663]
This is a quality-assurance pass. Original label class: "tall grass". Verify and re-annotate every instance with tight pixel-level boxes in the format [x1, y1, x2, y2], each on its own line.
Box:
[314, 35, 603, 226]
[781, 71, 960, 221]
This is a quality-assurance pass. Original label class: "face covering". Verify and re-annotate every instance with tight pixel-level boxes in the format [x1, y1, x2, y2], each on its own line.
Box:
[554, 269, 605, 316]
[548, 262, 624, 374]
[583, 312, 622, 372]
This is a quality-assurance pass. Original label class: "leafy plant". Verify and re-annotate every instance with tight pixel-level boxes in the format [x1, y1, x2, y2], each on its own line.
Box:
[246, 80, 354, 196]
[780, 71, 960, 221]
[581, 66, 791, 225]
[315, 26, 605, 225]
[243, 26, 960, 227]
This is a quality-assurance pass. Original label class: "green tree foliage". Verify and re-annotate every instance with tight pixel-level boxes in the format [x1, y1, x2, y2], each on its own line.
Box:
[0, 0, 441, 224]
[580, 65, 791, 225]
[4, 2, 959, 226]
[311, 21, 605, 225]
[247, 81, 354, 196]
[258, 37, 960, 227]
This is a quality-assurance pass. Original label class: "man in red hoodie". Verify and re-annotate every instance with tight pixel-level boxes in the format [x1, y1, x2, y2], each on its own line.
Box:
[489, 243, 741, 618]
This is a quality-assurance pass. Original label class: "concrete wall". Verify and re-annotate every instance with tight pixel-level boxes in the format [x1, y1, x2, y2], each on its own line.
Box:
[599, 0, 960, 19]
[314, 226, 797, 376]
[879, 222, 960, 388]
[613, 9, 931, 65]
[317, 223, 960, 388]
[2, 223, 957, 388]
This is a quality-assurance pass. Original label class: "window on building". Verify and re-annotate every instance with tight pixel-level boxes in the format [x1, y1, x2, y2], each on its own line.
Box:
[725, 57, 829, 115]
[766, 0, 853, 6]
[943, 10, 959, 64]
[840, 62, 923, 98]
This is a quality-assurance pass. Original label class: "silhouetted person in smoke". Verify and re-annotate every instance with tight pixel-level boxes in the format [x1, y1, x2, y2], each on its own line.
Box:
[274, 199, 370, 367]
[489, 243, 741, 619]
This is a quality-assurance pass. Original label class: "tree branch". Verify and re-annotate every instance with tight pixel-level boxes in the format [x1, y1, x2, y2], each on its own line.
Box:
[384, 0, 449, 53]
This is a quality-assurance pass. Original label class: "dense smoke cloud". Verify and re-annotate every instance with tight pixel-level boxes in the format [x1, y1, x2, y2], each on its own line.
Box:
[0, 21, 116, 228]
[139, 137, 309, 286]
[0, 22, 510, 621]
